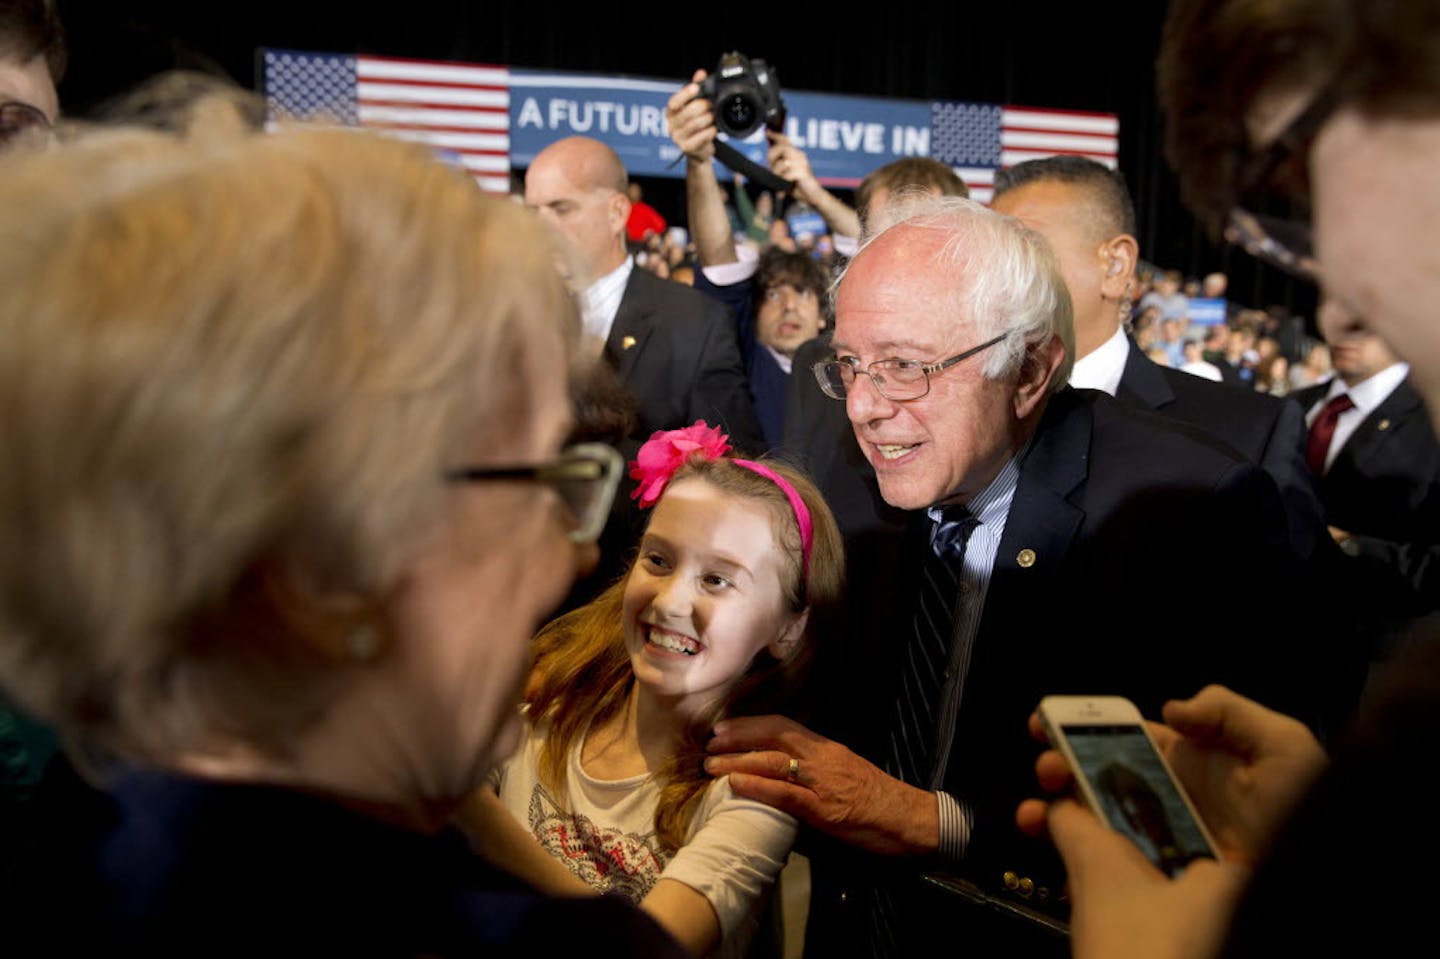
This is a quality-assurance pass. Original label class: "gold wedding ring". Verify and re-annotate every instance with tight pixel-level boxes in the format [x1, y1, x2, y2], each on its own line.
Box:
[786, 757, 800, 783]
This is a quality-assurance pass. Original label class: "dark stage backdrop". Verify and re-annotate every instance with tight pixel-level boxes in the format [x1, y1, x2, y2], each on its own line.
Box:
[52, 0, 1316, 323]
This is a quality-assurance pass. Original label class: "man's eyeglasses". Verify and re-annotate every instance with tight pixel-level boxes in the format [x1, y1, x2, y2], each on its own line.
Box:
[446, 442, 623, 544]
[812, 331, 1011, 402]
[1225, 83, 1342, 283]
[0, 101, 52, 149]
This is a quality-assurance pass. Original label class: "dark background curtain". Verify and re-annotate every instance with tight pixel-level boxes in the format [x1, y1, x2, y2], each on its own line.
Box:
[53, 0, 1316, 322]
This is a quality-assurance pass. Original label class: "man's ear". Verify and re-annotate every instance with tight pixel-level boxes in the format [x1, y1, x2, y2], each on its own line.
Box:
[1099, 233, 1140, 300]
[610, 191, 632, 235]
[1013, 335, 1067, 419]
[768, 608, 810, 662]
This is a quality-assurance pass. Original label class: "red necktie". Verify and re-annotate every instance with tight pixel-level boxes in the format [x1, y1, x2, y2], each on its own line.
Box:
[1306, 393, 1355, 474]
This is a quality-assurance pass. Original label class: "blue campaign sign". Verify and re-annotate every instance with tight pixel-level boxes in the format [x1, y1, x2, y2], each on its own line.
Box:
[1188, 298, 1228, 326]
[509, 70, 680, 175]
[776, 91, 933, 187]
[785, 210, 829, 239]
[265, 52, 1116, 198]
[508, 68, 934, 184]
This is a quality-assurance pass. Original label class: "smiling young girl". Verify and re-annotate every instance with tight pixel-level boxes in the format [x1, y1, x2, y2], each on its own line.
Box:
[463, 422, 843, 956]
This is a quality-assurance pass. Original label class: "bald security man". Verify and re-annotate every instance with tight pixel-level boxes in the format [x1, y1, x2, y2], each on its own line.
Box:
[525, 136, 763, 451]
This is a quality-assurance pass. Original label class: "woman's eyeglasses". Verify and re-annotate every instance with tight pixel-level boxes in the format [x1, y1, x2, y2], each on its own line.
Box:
[446, 443, 623, 544]
[1224, 83, 1342, 284]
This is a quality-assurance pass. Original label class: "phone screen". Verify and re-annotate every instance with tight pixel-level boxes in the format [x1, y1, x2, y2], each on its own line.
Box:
[1062, 724, 1214, 877]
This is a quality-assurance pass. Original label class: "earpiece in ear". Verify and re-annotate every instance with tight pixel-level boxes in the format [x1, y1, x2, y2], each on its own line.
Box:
[1107, 259, 1123, 276]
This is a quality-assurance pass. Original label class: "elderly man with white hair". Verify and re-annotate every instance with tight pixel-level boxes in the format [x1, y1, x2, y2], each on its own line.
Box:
[705, 195, 1333, 957]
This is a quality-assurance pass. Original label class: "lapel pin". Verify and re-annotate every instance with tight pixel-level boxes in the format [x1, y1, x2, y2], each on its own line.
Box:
[1377, 419, 1391, 431]
[1016, 548, 1036, 568]
[621, 335, 637, 350]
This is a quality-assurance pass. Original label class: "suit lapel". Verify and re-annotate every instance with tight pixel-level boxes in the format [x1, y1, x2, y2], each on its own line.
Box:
[979, 391, 1090, 642]
[939, 391, 1090, 797]
[1292, 384, 1328, 417]
[1116, 338, 1175, 412]
[1336, 378, 1423, 475]
[996, 398, 1088, 562]
[605, 269, 657, 380]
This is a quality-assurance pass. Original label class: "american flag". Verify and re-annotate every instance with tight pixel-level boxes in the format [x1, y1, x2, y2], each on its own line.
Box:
[262, 49, 512, 193]
[930, 101, 1120, 204]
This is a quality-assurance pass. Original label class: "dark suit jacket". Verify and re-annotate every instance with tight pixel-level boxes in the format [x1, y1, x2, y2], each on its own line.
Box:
[1118, 342, 1325, 558]
[805, 389, 1333, 957]
[6, 767, 686, 956]
[1203, 349, 1248, 389]
[783, 333, 837, 463]
[1293, 377, 1440, 624]
[606, 267, 764, 453]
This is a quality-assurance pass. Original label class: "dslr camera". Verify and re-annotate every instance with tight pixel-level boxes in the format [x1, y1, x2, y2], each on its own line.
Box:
[700, 52, 786, 139]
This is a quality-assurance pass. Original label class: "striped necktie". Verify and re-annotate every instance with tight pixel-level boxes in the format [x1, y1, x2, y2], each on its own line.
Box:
[870, 506, 981, 958]
[889, 505, 980, 786]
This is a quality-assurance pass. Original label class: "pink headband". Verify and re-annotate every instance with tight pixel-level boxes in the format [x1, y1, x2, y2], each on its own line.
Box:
[628, 421, 815, 579]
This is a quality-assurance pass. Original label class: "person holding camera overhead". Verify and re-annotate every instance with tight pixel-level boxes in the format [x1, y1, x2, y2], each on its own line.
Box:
[667, 67, 832, 450]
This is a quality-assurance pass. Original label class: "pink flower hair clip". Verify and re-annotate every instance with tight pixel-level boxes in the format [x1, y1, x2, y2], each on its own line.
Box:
[627, 420, 815, 579]
[628, 421, 732, 508]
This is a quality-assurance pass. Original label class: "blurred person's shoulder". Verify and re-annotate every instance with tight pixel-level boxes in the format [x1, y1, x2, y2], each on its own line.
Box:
[1222, 618, 1440, 957]
[1056, 386, 1254, 478]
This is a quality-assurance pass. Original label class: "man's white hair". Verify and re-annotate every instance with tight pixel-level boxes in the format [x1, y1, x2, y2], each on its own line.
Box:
[835, 193, 1075, 389]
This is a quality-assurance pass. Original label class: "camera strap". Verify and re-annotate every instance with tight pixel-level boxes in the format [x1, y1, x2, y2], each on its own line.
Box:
[713, 139, 794, 195]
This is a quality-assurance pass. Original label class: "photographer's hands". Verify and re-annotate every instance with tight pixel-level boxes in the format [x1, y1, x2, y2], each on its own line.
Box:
[666, 69, 735, 266]
[668, 68, 861, 243]
[765, 132, 825, 206]
[666, 70, 717, 164]
[767, 131, 861, 239]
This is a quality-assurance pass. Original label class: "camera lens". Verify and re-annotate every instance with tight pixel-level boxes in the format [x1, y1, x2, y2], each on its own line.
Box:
[719, 94, 758, 137]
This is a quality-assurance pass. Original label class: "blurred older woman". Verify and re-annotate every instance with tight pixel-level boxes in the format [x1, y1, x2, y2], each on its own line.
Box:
[0, 120, 683, 955]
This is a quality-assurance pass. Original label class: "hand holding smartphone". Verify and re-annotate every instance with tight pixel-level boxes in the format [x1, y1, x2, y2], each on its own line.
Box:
[1037, 696, 1219, 877]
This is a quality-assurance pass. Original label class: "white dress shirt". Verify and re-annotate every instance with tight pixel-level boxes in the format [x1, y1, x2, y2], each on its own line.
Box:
[765, 345, 793, 375]
[1180, 359, 1225, 382]
[1306, 361, 1410, 472]
[580, 256, 635, 347]
[698, 243, 759, 287]
[1068, 325, 1130, 396]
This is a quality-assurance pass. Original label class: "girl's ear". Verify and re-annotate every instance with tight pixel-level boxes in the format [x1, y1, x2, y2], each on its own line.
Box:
[767, 607, 810, 662]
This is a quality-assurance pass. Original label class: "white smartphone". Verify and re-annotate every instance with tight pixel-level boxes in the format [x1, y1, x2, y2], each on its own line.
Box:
[1037, 695, 1219, 877]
